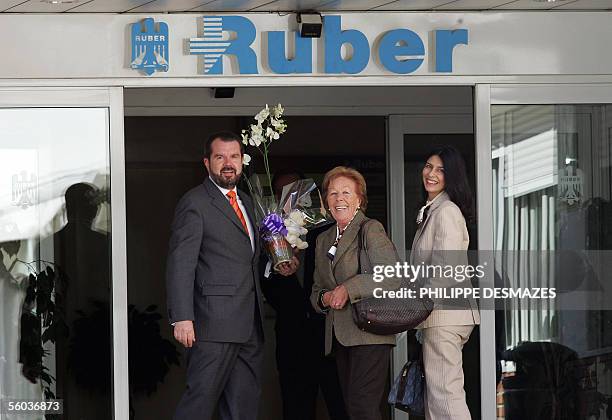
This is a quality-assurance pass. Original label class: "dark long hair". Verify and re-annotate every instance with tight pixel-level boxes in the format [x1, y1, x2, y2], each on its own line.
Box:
[421, 145, 475, 224]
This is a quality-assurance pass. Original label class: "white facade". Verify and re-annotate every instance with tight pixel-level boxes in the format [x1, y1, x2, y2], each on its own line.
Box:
[0, 12, 612, 81]
[1, 10, 612, 420]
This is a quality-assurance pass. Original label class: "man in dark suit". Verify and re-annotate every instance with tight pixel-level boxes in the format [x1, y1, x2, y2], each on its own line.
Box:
[166, 132, 298, 420]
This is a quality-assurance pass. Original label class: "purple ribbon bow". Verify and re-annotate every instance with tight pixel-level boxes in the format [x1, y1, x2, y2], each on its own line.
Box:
[260, 213, 288, 238]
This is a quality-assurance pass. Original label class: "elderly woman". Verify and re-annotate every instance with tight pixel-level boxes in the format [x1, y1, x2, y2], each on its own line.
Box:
[310, 166, 400, 420]
[411, 145, 480, 420]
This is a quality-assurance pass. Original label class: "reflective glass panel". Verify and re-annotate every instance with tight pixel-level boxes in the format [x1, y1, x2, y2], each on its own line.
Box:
[0, 108, 112, 419]
[492, 104, 612, 420]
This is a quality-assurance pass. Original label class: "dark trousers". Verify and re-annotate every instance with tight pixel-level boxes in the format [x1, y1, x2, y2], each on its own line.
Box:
[334, 341, 392, 420]
[277, 350, 348, 420]
[275, 320, 348, 420]
[173, 321, 264, 420]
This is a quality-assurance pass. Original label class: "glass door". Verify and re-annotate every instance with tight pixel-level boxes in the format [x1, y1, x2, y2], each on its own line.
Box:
[478, 85, 612, 420]
[387, 103, 477, 419]
[0, 88, 127, 420]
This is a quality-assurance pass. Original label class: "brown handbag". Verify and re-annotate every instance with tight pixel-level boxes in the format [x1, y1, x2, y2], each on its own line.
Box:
[351, 220, 433, 335]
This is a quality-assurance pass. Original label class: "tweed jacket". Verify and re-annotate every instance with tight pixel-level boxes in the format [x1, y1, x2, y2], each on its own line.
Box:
[310, 211, 401, 355]
[410, 191, 480, 329]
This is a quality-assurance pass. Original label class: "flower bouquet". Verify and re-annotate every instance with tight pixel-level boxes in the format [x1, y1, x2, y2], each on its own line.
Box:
[241, 104, 331, 270]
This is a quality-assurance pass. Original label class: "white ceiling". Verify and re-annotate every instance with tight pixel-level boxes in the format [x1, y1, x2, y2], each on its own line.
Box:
[2, 0, 612, 13]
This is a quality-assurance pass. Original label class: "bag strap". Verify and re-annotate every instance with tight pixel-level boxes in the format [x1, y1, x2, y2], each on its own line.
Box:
[396, 362, 411, 398]
[417, 342, 424, 362]
[357, 219, 374, 274]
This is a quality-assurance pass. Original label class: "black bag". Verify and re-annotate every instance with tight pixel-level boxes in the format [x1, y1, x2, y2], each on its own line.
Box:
[388, 354, 426, 415]
[351, 220, 433, 335]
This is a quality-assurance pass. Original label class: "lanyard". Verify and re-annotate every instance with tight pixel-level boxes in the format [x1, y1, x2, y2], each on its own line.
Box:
[327, 211, 358, 260]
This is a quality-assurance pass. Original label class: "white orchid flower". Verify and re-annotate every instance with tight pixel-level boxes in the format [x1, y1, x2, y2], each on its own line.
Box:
[285, 231, 308, 249]
[250, 133, 264, 147]
[285, 233, 308, 250]
[242, 154, 251, 166]
[284, 211, 309, 249]
[241, 131, 249, 145]
[271, 118, 285, 131]
[255, 105, 270, 124]
[285, 225, 305, 236]
[273, 104, 284, 118]
[266, 127, 280, 140]
[251, 123, 263, 136]
[288, 210, 305, 225]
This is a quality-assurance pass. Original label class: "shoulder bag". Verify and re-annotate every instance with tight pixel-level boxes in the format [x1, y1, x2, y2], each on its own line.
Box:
[351, 219, 433, 335]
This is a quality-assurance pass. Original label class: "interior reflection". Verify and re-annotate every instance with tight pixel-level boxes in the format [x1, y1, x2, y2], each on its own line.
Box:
[492, 104, 612, 420]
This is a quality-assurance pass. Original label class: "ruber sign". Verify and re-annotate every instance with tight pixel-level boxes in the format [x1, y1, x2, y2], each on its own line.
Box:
[186, 15, 468, 76]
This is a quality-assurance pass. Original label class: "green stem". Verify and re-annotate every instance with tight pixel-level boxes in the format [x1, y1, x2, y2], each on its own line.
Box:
[255, 145, 266, 159]
[262, 140, 275, 208]
[251, 142, 271, 198]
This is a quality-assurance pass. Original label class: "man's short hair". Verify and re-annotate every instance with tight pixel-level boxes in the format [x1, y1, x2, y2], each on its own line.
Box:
[205, 131, 244, 159]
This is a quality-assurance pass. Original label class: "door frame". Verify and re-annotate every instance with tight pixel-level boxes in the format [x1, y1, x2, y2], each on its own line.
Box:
[474, 84, 496, 420]
[0, 87, 129, 420]
[474, 83, 612, 420]
[387, 109, 476, 420]
[6, 82, 612, 420]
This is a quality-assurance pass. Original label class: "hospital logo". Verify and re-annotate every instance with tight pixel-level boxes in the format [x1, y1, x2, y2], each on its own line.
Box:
[189, 16, 257, 75]
[12, 171, 37, 209]
[559, 166, 583, 206]
[131, 18, 169, 76]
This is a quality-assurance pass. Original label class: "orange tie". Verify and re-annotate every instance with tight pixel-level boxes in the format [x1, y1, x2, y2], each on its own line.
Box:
[226, 190, 249, 235]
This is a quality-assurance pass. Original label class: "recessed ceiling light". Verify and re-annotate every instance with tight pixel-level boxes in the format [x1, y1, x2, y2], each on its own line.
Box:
[532, 0, 568, 2]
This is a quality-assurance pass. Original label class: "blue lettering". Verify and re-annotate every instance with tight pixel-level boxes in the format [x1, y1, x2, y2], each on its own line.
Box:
[188, 15, 470, 76]
[435, 29, 468, 72]
[324, 15, 369, 74]
[191, 16, 258, 75]
[267, 31, 312, 74]
[378, 29, 424, 74]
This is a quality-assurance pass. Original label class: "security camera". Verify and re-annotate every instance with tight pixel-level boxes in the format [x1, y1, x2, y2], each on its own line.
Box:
[297, 12, 322, 38]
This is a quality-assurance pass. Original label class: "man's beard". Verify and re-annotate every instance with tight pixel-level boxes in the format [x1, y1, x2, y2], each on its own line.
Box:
[211, 167, 241, 189]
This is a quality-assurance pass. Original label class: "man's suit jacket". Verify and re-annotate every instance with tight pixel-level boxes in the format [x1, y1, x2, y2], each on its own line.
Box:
[410, 191, 480, 329]
[166, 177, 263, 343]
[310, 211, 400, 355]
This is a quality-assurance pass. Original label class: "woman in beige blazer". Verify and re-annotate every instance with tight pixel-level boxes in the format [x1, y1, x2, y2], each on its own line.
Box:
[310, 166, 400, 420]
[411, 146, 480, 420]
